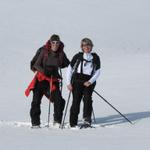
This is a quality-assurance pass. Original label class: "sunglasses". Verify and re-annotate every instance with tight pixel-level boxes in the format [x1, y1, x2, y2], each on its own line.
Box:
[51, 41, 60, 45]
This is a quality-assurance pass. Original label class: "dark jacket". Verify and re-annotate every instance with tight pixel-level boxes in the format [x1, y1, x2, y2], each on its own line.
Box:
[31, 41, 70, 78]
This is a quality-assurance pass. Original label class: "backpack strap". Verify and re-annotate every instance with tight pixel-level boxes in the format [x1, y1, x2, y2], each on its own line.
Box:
[80, 59, 84, 74]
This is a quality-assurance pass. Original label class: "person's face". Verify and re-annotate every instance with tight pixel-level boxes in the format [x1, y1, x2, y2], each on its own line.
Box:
[50, 41, 60, 52]
[81, 42, 92, 53]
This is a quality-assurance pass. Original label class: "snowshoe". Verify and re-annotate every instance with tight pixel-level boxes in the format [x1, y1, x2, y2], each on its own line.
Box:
[80, 123, 94, 129]
[31, 125, 41, 129]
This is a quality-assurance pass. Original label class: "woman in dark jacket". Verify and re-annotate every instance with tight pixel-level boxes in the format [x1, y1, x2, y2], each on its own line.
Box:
[29, 34, 70, 128]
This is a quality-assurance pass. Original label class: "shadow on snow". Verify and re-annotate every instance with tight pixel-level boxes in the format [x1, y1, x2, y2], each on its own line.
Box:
[94, 111, 150, 126]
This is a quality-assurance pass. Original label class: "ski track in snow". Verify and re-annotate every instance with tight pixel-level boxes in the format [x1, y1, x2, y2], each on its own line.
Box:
[0, 119, 135, 130]
[0, 120, 99, 129]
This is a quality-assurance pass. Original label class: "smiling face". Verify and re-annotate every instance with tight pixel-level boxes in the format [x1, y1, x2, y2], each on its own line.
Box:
[81, 38, 93, 53]
[81, 42, 92, 53]
[50, 41, 60, 52]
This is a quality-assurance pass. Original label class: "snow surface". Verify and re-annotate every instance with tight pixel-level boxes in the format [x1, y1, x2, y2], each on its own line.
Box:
[0, 0, 150, 150]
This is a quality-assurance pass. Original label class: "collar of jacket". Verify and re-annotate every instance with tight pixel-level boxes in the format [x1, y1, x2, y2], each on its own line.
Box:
[83, 52, 93, 61]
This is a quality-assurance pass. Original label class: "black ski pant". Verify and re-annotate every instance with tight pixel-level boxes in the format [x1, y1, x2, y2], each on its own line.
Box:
[30, 80, 65, 125]
[70, 75, 96, 127]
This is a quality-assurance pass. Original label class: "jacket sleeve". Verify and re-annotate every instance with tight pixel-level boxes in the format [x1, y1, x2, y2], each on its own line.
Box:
[33, 49, 45, 73]
[30, 47, 44, 71]
[66, 64, 73, 85]
[61, 53, 70, 68]
[66, 53, 81, 85]
[88, 69, 100, 84]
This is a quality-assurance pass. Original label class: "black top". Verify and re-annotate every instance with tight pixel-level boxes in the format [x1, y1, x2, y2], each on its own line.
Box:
[32, 47, 70, 78]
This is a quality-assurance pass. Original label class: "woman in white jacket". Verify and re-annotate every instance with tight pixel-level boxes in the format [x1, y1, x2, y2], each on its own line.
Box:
[66, 38, 101, 128]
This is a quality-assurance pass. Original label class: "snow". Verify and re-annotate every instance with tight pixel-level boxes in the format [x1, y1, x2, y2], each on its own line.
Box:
[0, 0, 150, 150]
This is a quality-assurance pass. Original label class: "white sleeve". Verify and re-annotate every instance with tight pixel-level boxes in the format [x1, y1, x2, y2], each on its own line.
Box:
[88, 69, 100, 84]
[66, 64, 73, 85]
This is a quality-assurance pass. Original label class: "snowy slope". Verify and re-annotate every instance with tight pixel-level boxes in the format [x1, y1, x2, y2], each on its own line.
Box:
[0, 0, 150, 150]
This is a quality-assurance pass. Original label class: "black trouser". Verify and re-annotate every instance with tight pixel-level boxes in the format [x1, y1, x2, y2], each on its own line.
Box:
[69, 74, 96, 127]
[30, 80, 65, 125]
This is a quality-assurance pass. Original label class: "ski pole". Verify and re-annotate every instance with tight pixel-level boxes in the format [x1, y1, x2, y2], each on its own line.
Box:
[61, 91, 71, 129]
[93, 90, 133, 125]
[47, 75, 53, 127]
[59, 68, 63, 94]
[47, 100, 51, 127]
[92, 107, 96, 123]
[61, 60, 80, 129]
